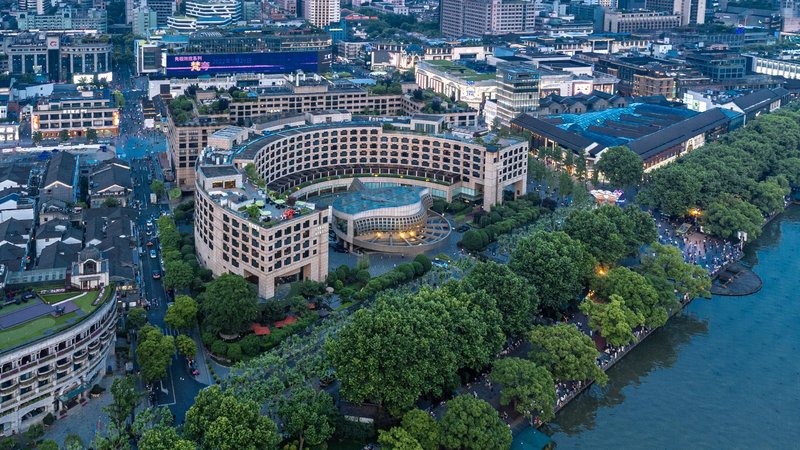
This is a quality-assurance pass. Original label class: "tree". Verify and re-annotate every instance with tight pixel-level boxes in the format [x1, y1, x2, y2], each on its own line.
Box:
[401, 409, 440, 450]
[701, 193, 764, 241]
[164, 295, 198, 331]
[593, 267, 670, 328]
[277, 388, 336, 450]
[32, 131, 43, 144]
[127, 307, 148, 332]
[509, 231, 596, 314]
[86, 128, 98, 143]
[184, 385, 280, 450]
[639, 243, 711, 300]
[103, 197, 120, 207]
[201, 274, 259, 335]
[103, 376, 139, 440]
[326, 287, 502, 415]
[168, 187, 182, 200]
[749, 179, 788, 214]
[637, 164, 703, 217]
[595, 146, 643, 187]
[461, 229, 486, 251]
[59, 129, 70, 142]
[64, 433, 84, 450]
[378, 427, 423, 450]
[580, 295, 643, 347]
[563, 209, 627, 264]
[462, 261, 539, 337]
[176, 334, 197, 359]
[136, 325, 175, 383]
[164, 260, 194, 291]
[139, 426, 195, 450]
[150, 180, 166, 198]
[37, 440, 59, 450]
[528, 324, 607, 385]
[490, 358, 557, 423]
[439, 396, 512, 450]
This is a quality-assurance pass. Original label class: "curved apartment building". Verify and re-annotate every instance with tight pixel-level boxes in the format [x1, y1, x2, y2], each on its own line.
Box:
[0, 290, 117, 436]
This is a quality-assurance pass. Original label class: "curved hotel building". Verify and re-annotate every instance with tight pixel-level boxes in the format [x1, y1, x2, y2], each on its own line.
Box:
[194, 122, 528, 297]
[0, 287, 117, 436]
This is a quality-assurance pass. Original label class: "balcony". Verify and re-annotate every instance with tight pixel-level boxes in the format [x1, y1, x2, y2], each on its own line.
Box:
[56, 358, 71, 370]
[37, 365, 53, 376]
[19, 375, 36, 387]
[73, 351, 88, 362]
[0, 379, 18, 393]
[87, 339, 100, 351]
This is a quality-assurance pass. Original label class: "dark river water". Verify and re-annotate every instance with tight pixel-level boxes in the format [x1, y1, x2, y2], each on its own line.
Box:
[543, 206, 800, 449]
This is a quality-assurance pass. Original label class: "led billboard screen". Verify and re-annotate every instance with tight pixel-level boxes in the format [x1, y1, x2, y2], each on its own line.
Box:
[165, 51, 331, 76]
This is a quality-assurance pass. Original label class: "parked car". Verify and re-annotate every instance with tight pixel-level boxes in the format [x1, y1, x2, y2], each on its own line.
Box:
[152, 270, 161, 280]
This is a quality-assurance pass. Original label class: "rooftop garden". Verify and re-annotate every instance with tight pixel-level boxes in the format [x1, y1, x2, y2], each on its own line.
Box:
[425, 59, 497, 82]
[0, 287, 113, 352]
[168, 95, 195, 125]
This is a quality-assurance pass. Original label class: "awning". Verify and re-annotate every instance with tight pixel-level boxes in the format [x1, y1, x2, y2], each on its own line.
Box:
[58, 383, 89, 402]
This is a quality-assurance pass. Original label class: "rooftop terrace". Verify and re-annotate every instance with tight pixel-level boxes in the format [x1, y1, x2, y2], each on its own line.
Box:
[424, 60, 497, 82]
[0, 286, 114, 354]
[333, 186, 426, 215]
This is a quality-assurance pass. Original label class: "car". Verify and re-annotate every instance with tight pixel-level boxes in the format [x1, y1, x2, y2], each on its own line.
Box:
[146, 220, 153, 227]
[146, 229, 152, 236]
[150, 249, 157, 259]
[146, 241, 154, 247]
[22, 292, 35, 300]
[152, 270, 161, 279]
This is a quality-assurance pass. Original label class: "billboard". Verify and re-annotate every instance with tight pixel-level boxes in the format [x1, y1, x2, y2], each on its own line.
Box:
[165, 51, 331, 76]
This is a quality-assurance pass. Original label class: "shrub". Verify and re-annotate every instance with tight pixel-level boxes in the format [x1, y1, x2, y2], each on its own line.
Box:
[42, 413, 55, 426]
[226, 343, 242, 361]
[239, 334, 261, 356]
[413, 254, 432, 272]
[210, 340, 226, 356]
[89, 385, 104, 395]
[411, 261, 425, 276]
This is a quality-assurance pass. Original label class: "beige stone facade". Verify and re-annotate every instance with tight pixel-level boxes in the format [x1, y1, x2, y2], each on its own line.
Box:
[231, 122, 528, 210]
[194, 167, 329, 299]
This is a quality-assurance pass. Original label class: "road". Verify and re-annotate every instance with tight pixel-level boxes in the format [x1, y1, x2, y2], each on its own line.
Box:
[113, 68, 205, 422]
[130, 157, 205, 423]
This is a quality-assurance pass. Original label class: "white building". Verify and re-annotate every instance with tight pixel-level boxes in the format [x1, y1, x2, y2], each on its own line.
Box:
[303, 0, 340, 28]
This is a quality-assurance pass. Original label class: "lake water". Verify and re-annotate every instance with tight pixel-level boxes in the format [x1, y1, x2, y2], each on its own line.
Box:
[544, 206, 800, 449]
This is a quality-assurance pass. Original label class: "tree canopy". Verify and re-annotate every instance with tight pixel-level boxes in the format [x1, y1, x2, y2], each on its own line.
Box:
[510, 231, 596, 314]
[639, 243, 711, 300]
[595, 146, 643, 187]
[701, 193, 764, 241]
[529, 323, 607, 385]
[164, 295, 198, 332]
[439, 395, 512, 450]
[201, 274, 259, 335]
[580, 295, 643, 347]
[184, 385, 280, 450]
[401, 409, 441, 450]
[490, 358, 557, 423]
[462, 261, 539, 338]
[592, 266, 672, 328]
[277, 387, 336, 450]
[136, 325, 175, 383]
[378, 427, 424, 450]
[326, 287, 503, 415]
[638, 106, 800, 238]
